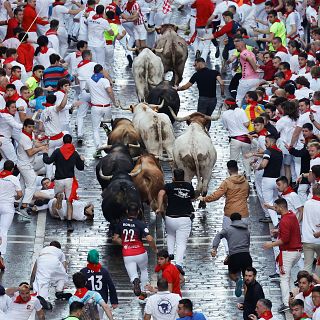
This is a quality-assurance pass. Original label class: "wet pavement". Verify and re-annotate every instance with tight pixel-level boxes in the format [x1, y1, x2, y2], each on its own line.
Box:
[0, 7, 285, 320]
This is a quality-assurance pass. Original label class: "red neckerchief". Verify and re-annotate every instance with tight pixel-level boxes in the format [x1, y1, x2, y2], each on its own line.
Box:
[60, 143, 75, 160]
[43, 102, 54, 107]
[0, 87, 5, 94]
[92, 13, 103, 20]
[45, 29, 58, 36]
[87, 263, 102, 272]
[40, 46, 49, 54]
[258, 128, 268, 136]
[126, 0, 136, 12]
[5, 92, 19, 102]
[0, 170, 13, 178]
[313, 195, 320, 201]
[264, 94, 269, 101]
[260, 310, 273, 320]
[292, 50, 300, 56]
[0, 108, 12, 116]
[243, 35, 250, 39]
[14, 293, 36, 304]
[283, 10, 292, 18]
[313, 305, 320, 312]
[274, 18, 281, 23]
[309, 51, 316, 57]
[75, 51, 82, 58]
[277, 45, 288, 54]
[58, 89, 65, 94]
[303, 285, 314, 297]
[22, 129, 33, 140]
[282, 186, 294, 195]
[48, 181, 55, 189]
[315, 153, 320, 159]
[242, 0, 252, 4]
[297, 313, 310, 320]
[77, 59, 91, 68]
[287, 94, 296, 99]
[85, 6, 94, 12]
[184, 312, 193, 317]
[284, 70, 292, 80]
[3, 57, 15, 64]
[313, 100, 320, 106]
[74, 288, 88, 299]
[270, 145, 282, 152]
[248, 101, 258, 120]
[32, 74, 41, 83]
[10, 75, 20, 83]
[53, 1, 64, 5]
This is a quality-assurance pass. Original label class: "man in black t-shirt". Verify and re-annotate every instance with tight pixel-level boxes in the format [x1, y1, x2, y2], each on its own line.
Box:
[175, 58, 225, 130]
[156, 169, 195, 275]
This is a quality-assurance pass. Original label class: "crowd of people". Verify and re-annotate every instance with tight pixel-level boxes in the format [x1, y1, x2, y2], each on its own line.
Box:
[0, 0, 320, 317]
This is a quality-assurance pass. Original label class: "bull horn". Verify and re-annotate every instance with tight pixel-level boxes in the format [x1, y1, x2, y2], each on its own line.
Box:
[119, 104, 132, 110]
[131, 156, 140, 161]
[128, 143, 140, 148]
[98, 143, 112, 151]
[176, 24, 188, 31]
[99, 168, 113, 181]
[129, 164, 142, 177]
[168, 106, 190, 122]
[153, 47, 163, 53]
[101, 119, 112, 123]
[148, 99, 164, 109]
[126, 39, 137, 52]
[143, 21, 155, 33]
[155, 155, 173, 162]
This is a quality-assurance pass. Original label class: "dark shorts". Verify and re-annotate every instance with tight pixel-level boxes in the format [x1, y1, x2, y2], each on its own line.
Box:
[228, 252, 252, 275]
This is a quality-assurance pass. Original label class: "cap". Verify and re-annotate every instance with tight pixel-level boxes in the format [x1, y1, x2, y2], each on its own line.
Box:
[87, 249, 99, 264]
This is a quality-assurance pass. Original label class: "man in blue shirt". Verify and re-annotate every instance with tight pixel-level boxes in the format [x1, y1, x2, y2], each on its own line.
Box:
[177, 299, 206, 320]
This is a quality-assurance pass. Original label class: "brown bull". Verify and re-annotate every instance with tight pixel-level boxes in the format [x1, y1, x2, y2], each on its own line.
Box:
[154, 24, 188, 86]
[131, 153, 165, 212]
[100, 118, 144, 157]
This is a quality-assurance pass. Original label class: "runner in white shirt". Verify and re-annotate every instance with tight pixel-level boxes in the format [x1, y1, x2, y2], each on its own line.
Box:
[51, 0, 83, 58]
[5, 284, 45, 320]
[45, 20, 60, 55]
[34, 35, 57, 69]
[77, 0, 96, 42]
[17, 119, 48, 216]
[15, 86, 31, 126]
[48, 195, 94, 221]
[86, 64, 117, 157]
[40, 90, 68, 178]
[295, 77, 314, 100]
[64, 40, 88, 77]
[87, 5, 114, 68]
[0, 100, 22, 164]
[36, 0, 54, 35]
[10, 65, 24, 94]
[0, 160, 22, 270]
[75, 49, 96, 143]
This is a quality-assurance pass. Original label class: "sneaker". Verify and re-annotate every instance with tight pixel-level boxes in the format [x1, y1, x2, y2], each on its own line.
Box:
[67, 220, 74, 233]
[0, 256, 5, 271]
[37, 296, 53, 310]
[278, 304, 290, 313]
[215, 46, 220, 58]
[138, 292, 147, 304]
[77, 137, 83, 145]
[195, 50, 201, 59]
[223, 255, 229, 265]
[55, 291, 72, 300]
[269, 273, 280, 279]
[127, 55, 133, 68]
[133, 278, 141, 296]
[176, 264, 185, 276]
[70, 35, 78, 42]
[93, 150, 102, 159]
[102, 123, 111, 135]
[16, 208, 32, 219]
[235, 278, 243, 297]
[259, 217, 272, 223]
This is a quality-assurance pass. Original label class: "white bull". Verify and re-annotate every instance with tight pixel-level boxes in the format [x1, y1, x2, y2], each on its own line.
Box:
[121, 102, 174, 159]
[169, 107, 222, 208]
[131, 48, 164, 102]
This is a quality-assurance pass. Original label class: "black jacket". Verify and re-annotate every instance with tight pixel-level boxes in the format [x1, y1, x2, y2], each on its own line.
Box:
[243, 280, 265, 320]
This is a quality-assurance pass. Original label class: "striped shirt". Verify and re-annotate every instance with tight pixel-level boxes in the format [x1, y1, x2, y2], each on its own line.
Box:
[43, 66, 72, 89]
[127, 2, 144, 25]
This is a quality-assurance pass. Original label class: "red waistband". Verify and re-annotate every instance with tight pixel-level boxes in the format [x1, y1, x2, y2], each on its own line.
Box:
[90, 103, 111, 107]
[50, 132, 64, 140]
[283, 248, 302, 252]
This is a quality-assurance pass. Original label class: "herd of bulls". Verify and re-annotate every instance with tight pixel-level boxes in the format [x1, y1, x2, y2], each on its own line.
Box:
[95, 100, 222, 229]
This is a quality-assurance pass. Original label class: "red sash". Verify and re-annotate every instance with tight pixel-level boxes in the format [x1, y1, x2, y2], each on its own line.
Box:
[282, 186, 294, 195]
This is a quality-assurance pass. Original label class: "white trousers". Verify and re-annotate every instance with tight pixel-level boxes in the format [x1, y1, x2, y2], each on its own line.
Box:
[261, 177, 278, 226]
[123, 22, 135, 48]
[229, 139, 251, 176]
[0, 137, 17, 164]
[193, 28, 212, 61]
[77, 91, 91, 138]
[46, 137, 64, 179]
[165, 216, 191, 267]
[58, 27, 69, 58]
[33, 278, 65, 300]
[279, 251, 301, 305]
[105, 45, 115, 78]
[298, 184, 309, 203]
[123, 252, 149, 290]
[236, 78, 261, 106]
[91, 106, 112, 149]
[0, 205, 15, 255]
[254, 170, 269, 217]
[18, 164, 37, 204]
[89, 46, 106, 69]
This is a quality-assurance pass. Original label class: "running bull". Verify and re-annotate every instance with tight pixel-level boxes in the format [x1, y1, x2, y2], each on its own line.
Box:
[120, 102, 174, 159]
[169, 107, 222, 208]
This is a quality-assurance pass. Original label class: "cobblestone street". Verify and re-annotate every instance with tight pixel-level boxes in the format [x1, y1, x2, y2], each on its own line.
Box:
[1, 9, 284, 319]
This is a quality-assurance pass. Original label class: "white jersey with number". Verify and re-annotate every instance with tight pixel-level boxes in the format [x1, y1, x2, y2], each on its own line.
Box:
[40, 105, 62, 136]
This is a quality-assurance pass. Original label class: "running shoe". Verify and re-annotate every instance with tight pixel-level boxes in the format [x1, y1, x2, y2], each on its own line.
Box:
[133, 278, 141, 296]
[235, 278, 243, 297]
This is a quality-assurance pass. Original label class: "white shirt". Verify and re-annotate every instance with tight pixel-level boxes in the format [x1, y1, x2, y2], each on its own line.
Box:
[285, 11, 300, 38]
[276, 115, 296, 154]
[64, 51, 82, 76]
[36, 0, 54, 19]
[54, 90, 71, 126]
[86, 77, 111, 105]
[34, 48, 57, 69]
[17, 132, 35, 166]
[282, 191, 303, 216]
[295, 87, 315, 100]
[313, 305, 320, 320]
[15, 98, 28, 125]
[6, 293, 42, 320]
[295, 291, 314, 317]
[40, 105, 62, 136]
[2, 38, 20, 49]
[38, 245, 66, 264]
[311, 78, 320, 92]
[289, 55, 300, 74]
[12, 80, 24, 95]
[49, 199, 88, 221]
[47, 34, 60, 55]
[87, 16, 111, 47]
[212, 0, 239, 23]
[306, 5, 318, 25]
[221, 108, 249, 136]
[302, 198, 320, 244]
[51, 4, 69, 28]
[275, 51, 290, 63]
[11, 61, 27, 82]
[0, 174, 21, 205]
[144, 291, 180, 320]
[0, 113, 22, 138]
[0, 294, 11, 313]
[75, 61, 96, 90]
